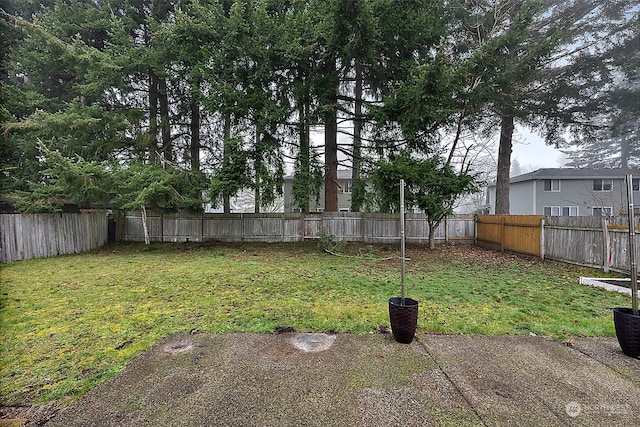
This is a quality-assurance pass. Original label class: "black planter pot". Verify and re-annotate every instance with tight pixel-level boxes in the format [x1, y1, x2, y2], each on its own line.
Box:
[613, 307, 640, 358]
[388, 297, 419, 344]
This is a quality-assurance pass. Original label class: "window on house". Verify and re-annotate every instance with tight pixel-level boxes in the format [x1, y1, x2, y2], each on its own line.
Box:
[635, 206, 640, 217]
[338, 180, 352, 193]
[634, 178, 639, 191]
[593, 179, 613, 191]
[543, 179, 560, 192]
[592, 207, 613, 217]
[544, 206, 560, 216]
[562, 206, 578, 216]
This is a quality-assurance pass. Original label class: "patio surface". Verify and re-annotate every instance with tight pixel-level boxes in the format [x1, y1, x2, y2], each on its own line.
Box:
[41, 332, 640, 426]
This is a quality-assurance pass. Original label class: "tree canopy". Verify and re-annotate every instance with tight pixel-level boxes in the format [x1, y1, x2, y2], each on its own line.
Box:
[1, 0, 637, 222]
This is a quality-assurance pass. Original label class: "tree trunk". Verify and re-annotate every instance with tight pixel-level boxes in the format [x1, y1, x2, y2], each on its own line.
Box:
[324, 107, 338, 212]
[141, 205, 150, 245]
[254, 176, 261, 214]
[324, 60, 338, 212]
[297, 101, 310, 213]
[189, 87, 200, 173]
[621, 135, 630, 169]
[428, 222, 437, 250]
[148, 72, 159, 162]
[351, 61, 363, 212]
[158, 77, 172, 162]
[223, 113, 231, 214]
[495, 114, 514, 215]
[254, 127, 261, 214]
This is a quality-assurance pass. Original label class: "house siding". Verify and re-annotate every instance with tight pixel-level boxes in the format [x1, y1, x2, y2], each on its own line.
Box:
[283, 171, 353, 213]
[510, 181, 536, 214]
[535, 178, 630, 216]
[488, 169, 640, 216]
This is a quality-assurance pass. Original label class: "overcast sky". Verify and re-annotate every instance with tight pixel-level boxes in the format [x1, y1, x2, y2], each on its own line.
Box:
[305, 124, 566, 176]
[511, 127, 565, 171]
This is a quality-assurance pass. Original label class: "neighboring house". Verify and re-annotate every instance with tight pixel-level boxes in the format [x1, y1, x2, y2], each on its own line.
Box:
[283, 169, 354, 213]
[204, 190, 284, 214]
[486, 168, 640, 216]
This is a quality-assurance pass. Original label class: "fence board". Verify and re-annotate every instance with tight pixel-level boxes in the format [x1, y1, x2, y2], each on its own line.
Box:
[608, 231, 640, 273]
[476, 215, 543, 257]
[203, 215, 243, 242]
[243, 214, 286, 242]
[1, 213, 108, 263]
[447, 217, 476, 242]
[504, 216, 544, 257]
[283, 214, 303, 242]
[363, 213, 400, 243]
[544, 216, 604, 268]
[121, 212, 475, 245]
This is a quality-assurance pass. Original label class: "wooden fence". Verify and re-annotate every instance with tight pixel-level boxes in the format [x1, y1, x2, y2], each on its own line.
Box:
[0, 212, 108, 263]
[544, 216, 640, 273]
[476, 215, 544, 257]
[122, 212, 476, 245]
[4, 211, 637, 275]
[477, 214, 640, 274]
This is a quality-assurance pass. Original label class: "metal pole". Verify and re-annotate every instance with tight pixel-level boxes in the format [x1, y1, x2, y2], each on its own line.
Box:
[400, 179, 406, 305]
[626, 175, 638, 314]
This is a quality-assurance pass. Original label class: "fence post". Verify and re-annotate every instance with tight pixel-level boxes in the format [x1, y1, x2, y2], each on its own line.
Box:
[474, 214, 478, 245]
[540, 217, 545, 260]
[500, 216, 505, 252]
[445, 217, 449, 243]
[603, 217, 610, 273]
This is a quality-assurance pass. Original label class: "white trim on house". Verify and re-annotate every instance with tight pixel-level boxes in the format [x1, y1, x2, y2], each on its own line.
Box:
[544, 206, 560, 216]
[592, 206, 613, 217]
[543, 179, 560, 192]
[592, 178, 613, 192]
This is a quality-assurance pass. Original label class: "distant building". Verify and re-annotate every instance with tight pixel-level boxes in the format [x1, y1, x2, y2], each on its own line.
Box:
[204, 190, 284, 214]
[283, 170, 354, 213]
[486, 168, 640, 216]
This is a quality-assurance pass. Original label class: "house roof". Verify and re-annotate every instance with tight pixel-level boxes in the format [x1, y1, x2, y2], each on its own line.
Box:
[510, 168, 640, 184]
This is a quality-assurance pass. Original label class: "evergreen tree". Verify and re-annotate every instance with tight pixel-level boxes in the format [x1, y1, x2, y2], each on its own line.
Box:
[562, 19, 640, 168]
[486, 0, 639, 212]
[280, 0, 324, 213]
[1, 1, 129, 194]
[371, 153, 476, 249]
[444, 0, 564, 214]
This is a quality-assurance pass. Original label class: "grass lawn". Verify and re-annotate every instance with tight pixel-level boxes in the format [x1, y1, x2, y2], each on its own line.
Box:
[0, 241, 630, 406]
